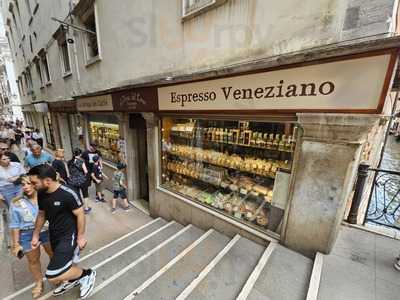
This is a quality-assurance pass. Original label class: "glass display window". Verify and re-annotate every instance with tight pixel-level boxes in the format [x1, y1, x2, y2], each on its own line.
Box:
[160, 117, 298, 236]
[89, 121, 120, 163]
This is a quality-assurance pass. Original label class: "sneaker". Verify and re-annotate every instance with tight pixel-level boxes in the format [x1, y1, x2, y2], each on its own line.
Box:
[111, 208, 116, 214]
[95, 197, 100, 203]
[394, 259, 400, 271]
[123, 205, 132, 212]
[99, 198, 106, 203]
[79, 270, 96, 299]
[53, 279, 80, 296]
[84, 207, 92, 214]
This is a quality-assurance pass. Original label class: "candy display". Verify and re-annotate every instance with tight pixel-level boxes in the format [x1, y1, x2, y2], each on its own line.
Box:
[161, 117, 296, 234]
[89, 122, 120, 163]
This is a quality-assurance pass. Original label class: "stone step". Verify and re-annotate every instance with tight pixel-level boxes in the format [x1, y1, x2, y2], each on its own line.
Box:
[176, 235, 266, 300]
[2, 218, 171, 300]
[132, 229, 231, 300]
[89, 225, 204, 299]
[246, 244, 314, 300]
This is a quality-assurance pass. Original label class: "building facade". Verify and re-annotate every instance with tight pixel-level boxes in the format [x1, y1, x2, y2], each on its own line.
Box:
[1, 0, 400, 256]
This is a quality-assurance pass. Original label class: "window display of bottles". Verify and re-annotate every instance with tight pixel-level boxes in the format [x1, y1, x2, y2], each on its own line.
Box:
[89, 122, 120, 163]
[161, 117, 296, 235]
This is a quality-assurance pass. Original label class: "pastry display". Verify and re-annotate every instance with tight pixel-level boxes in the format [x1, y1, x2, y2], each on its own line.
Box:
[89, 122, 120, 163]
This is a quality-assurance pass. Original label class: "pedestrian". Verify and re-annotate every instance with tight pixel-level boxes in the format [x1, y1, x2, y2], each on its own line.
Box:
[24, 144, 53, 169]
[52, 149, 69, 184]
[28, 165, 96, 299]
[0, 141, 20, 163]
[0, 153, 25, 208]
[68, 149, 91, 214]
[14, 126, 24, 150]
[9, 175, 52, 298]
[32, 129, 44, 148]
[111, 162, 131, 214]
[81, 143, 102, 185]
[91, 155, 108, 203]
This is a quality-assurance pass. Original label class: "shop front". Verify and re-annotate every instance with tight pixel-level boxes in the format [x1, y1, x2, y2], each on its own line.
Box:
[33, 101, 59, 151]
[145, 49, 397, 256]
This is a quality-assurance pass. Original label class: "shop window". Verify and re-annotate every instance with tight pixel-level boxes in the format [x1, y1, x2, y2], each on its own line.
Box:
[160, 117, 298, 236]
[57, 29, 72, 76]
[89, 121, 120, 163]
[43, 113, 56, 149]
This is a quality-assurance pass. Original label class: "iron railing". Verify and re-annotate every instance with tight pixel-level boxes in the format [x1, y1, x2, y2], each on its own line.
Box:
[347, 164, 400, 229]
[364, 168, 400, 229]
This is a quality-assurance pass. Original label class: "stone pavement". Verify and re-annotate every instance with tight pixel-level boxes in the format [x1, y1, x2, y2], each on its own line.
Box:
[0, 187, 152, 299]
[318, 224, 400, 300]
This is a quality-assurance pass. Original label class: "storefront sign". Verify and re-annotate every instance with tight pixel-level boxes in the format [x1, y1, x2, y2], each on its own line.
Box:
[112, 87, 158, 112]
[158, 52, 396, 113]
[48, 100, 77, 113]
[77, 94, 113, 112]
[33, 102, 49, 113]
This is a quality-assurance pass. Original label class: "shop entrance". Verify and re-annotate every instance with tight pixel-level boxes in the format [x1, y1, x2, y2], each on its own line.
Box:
[130, 114, 149, 203]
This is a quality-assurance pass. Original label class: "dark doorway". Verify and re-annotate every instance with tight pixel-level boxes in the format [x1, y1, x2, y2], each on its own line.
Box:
[130, 114, 149, 201]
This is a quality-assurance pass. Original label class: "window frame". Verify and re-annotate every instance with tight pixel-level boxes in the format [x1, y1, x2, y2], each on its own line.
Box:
[34, 57, 44, 88]
[182, 0, 227, 20]
[79, 2, 101, 66]
[39, 51, 52, 85]
[56, 29, 73, 78]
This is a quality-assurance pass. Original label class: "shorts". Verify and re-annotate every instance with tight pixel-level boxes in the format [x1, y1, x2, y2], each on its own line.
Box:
[46, 234, 80, 279]
[113, 189, 127, 199]
[95, 181, 105, 193]
[20, 230, 50, 254]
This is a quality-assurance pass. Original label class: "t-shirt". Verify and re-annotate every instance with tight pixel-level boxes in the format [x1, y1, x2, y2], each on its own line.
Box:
[9, 197, 38, 230]
[92, 164, 103, 181]
[82, 150, 102, 173]
[52, 159, 69, 181]
[0, 162, 25, 188]
[38, 185, 82, 242]
[25, 151, 53, 168]
[113, 171, 125, 191]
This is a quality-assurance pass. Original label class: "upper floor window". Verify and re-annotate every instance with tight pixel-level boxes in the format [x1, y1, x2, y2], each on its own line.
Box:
[75, 1, 100, 65]
[25, 0, 32, 15]
[182, 0, 227, 20]
[39, 50, 51, 84]
[34, 58, 43, 87]
[55, 27, 72, 76]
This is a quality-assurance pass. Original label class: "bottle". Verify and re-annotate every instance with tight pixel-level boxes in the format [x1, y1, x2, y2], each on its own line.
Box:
[228, 130, 233, 143]
[279, 135, 286, 151]
[267, 133, 274, 149]
[272, 134, 280, 149]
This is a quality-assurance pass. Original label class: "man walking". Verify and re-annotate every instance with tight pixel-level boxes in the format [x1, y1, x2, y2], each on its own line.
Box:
[25, 144, 53, 169]
[29, 165, 96, 299]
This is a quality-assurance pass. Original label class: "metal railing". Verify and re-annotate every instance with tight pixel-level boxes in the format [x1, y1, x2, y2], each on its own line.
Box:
[347, 163, 400, 229]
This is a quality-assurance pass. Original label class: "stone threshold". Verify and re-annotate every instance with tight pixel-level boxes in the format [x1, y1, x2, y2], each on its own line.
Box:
[341, 221, 400, 240]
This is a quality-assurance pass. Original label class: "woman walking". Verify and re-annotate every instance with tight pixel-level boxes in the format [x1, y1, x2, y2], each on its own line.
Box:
[68, 148, 92, 214]
[0, 153, 25, 207]
[52, 149, 69, 184]
[9, 175, 52, 298]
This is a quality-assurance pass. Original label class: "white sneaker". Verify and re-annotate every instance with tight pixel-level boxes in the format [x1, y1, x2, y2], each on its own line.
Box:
[394, 260, 400, 272]
[79, 270, 96, 299]
[53, 279, 80, 296]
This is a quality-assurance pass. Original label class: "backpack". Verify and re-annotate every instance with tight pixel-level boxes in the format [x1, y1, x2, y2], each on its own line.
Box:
[67, 159, 87, 188]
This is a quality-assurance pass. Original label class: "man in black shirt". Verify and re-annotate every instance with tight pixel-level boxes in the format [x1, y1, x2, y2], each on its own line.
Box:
[29, 165, 96, 299]
[81, 143, 102, 179]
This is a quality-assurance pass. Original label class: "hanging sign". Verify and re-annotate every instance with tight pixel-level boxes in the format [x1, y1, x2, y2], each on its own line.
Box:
[157, 52, 397, 113]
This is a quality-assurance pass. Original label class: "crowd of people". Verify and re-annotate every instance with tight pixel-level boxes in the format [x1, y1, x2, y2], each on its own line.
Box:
[0, 119, 131, 299]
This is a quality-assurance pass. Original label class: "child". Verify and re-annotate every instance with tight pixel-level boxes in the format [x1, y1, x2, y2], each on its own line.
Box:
[91, 155, 108, 203]
[111, 162, 131, 213]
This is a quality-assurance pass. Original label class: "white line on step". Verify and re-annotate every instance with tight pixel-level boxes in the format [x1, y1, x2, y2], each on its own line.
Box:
[90, 225, 194, 297]
[3, 218, 163, 300]
[306, 252, 324, 300]
[236, 242, 277, 300]
[124, 229, 215, 300]
[37, 221, 175, 300]
[176, 234, 241, 300]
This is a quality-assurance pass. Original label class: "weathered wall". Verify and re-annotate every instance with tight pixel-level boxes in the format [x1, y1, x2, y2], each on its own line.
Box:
[1, 0, 397, 105]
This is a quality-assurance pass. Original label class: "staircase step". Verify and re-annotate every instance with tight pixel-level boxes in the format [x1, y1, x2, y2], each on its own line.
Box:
[37, 221, 183, 300]
[246, 244, 314, 300]
[178, 235, 266, 300]
[132, 230, 231, 300]
[89, 225, 204, 299]
[3, 218, 167, 300]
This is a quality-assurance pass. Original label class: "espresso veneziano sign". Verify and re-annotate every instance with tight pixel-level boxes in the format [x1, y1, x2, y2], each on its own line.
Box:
[158, 52, 396, 113]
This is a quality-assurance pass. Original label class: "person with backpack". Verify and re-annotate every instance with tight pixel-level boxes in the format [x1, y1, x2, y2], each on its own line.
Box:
[68, 149, 91, 214]
[91, 155, 108, 203]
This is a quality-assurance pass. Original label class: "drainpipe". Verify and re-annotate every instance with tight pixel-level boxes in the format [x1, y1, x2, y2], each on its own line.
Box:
[347, 163, 370, 224]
